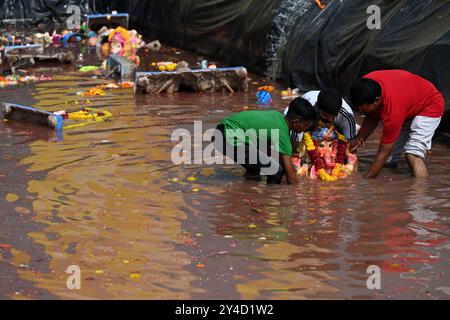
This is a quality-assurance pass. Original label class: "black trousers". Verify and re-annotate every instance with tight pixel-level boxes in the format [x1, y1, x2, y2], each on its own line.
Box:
[213, 125, 285, 184]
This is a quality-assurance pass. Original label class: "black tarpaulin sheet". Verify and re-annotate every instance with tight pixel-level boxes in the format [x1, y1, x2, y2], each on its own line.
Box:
[281, 1, 450, 104]
[109, 1, 449, 102]
[0, 0, 100, 25]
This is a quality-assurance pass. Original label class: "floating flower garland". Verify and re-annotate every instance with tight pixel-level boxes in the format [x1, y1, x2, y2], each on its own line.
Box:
[67, 108, 106, 120]
[303, 130, 348, 182]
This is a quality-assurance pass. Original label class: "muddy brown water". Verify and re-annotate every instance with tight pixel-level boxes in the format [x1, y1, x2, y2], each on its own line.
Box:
[0, 46, 450, 300]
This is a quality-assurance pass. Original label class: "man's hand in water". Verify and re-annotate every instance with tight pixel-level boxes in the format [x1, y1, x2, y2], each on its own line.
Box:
[349, 137, 365, 153]
[350, 115, 379, 153]
[282, 154, 299, 184]
[364, 143, 394, 179]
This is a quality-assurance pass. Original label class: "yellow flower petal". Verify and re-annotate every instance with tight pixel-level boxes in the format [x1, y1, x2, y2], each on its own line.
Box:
[6, 193, 19, 203]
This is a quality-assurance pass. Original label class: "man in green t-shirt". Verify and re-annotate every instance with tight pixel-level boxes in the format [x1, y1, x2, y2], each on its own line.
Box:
[214, 98, 318, 184]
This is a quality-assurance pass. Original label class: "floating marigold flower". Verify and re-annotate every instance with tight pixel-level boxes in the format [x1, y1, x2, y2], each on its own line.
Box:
[82, 88, 106, 96]
[257, 86, 274, 93]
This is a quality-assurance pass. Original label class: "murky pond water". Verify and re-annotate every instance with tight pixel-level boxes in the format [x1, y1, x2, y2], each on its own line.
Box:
[1, 48, 450, 300]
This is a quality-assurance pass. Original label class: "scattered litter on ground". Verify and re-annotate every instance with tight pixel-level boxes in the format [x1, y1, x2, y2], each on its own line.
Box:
[281, 88, 300, 100]
[0, 75, 52, 87]
[145, 40, 162, 52]
[100, 81, 134, 90]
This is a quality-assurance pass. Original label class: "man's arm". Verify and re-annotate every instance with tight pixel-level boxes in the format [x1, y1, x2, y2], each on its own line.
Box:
[282, 154, 299, 184]
[349, 115, 379, 152]
[364, 143, 394, 179]
[337, 109, 357, 140]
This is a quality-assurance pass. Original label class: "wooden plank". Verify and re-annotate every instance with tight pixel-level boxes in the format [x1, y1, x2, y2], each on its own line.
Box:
[4, 44, 44, 58]
[1, 103, 63, 130]
[135, 67, 249, 94]
[4, 44, 75, 73]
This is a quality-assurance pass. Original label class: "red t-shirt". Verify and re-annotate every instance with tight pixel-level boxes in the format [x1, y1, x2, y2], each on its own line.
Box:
[365, 70, 445, 144]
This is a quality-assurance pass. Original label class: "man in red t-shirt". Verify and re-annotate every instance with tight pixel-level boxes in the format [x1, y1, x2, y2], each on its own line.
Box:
[349, 70, 445, 178]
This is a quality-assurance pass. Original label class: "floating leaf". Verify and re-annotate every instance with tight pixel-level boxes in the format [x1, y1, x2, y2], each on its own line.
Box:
[251, 208, 262, 214]
[79, 66, 99, 72]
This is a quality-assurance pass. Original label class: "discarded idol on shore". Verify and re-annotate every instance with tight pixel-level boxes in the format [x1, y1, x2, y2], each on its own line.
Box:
[293, 125, 357, 181]
[94, 26, 145, 81]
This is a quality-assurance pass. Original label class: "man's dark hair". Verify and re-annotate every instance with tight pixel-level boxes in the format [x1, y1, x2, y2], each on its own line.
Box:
[350, 78, 382, 106]
[317, 89, 342, 116]
[287, 97, 318, 125]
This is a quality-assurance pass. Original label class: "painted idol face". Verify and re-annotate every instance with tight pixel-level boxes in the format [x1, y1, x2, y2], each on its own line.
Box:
[315, 140, 338, 167]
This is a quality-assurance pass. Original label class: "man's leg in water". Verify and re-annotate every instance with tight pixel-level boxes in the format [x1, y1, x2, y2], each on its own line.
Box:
[213, 126, 263, 177]
[244, 142, 284, 184]
[406, 154, 428, 177]
[258, 149, 284, 184]
[404, 116, 441, 178]
[242, 145, 263, 179]
[266, 163, 285, 184]
[213, 125, 283, 183]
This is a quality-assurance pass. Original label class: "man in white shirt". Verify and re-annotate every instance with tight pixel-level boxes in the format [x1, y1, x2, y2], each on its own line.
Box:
[284, 89, 357, 145]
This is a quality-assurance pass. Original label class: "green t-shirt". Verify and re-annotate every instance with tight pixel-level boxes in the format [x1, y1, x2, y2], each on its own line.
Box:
[220, 110, 293, 156]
